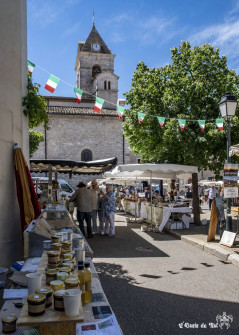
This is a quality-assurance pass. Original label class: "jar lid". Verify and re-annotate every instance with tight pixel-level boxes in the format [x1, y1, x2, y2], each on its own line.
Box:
[65, 278, 79, 285]
[2, 315, 17, 323]
[27, 294, 46, 303]
[78, 264, 84, 270]
[84, 262, 90, 268]
[52, 234, 60, 239]
[59, 267, 71, 273]
[35, 287, 53, 295]
[62, 240, 72, 245]
[51, 243, 62, 247]
[47, 250, 60, 256]
[53, 289, 66, 297]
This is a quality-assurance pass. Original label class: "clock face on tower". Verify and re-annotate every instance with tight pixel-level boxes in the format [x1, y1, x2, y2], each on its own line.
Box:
[92, 43, 100, 52]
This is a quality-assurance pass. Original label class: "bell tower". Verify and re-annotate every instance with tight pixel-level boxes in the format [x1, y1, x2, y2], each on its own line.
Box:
[75, 24, 119, 108]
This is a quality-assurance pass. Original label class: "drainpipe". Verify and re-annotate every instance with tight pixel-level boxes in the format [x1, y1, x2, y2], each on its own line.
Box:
[122, 115, 125, 164]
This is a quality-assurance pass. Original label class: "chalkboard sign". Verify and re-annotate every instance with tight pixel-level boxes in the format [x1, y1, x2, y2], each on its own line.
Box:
[214, 196, 226, 235]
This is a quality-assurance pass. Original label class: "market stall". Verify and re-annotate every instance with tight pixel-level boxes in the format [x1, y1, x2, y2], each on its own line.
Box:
[107, 163, 198, 229]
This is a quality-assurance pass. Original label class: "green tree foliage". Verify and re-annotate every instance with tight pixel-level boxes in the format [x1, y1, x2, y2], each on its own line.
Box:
[29, 130, 44, 158]
[22, 76, 48, 157]
[123, 42, 239, 178]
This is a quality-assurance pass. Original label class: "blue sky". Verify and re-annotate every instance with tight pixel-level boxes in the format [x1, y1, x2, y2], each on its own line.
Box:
[28, 0, 239, 101]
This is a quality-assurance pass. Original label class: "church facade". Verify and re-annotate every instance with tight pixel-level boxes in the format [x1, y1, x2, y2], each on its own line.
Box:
[32, 24, 139, 185]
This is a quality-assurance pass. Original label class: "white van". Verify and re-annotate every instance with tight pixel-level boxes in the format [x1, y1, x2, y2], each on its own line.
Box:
[31, 177, 75, 198]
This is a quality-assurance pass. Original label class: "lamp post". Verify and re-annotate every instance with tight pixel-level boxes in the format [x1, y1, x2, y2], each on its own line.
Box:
[218, 92, 238, 231]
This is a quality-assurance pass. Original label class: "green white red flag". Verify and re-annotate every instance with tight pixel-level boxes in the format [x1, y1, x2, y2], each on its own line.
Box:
[178, 119, 186, 131]
[157, 117, 165, 128]
[94, 97, 104, 114]
[74, 87, 83, 104]
[216, 119, 224, 131]
[117, 106, 125, 120]
[27, 60, 35, 76]
[198, 120, 205, 132]
[137, 112, 145, 124]
[45, 74, 60, 93]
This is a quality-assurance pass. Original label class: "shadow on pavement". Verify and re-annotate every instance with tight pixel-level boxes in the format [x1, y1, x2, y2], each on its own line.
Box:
[95, 262, 239, 335]
[90, 226, 170, 258]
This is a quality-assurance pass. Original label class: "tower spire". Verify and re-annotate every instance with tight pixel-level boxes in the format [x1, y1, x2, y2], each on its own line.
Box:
[92, 11, 94, 26]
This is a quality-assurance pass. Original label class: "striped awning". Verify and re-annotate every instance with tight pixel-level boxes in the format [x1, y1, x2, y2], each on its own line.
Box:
[30, 157, 118, 176]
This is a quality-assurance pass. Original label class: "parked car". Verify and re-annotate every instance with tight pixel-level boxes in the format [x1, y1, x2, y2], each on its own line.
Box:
[31, 176, 75, 198]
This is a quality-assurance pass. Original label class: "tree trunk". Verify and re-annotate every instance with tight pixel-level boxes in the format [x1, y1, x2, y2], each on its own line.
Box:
[192, 173, 200, 226]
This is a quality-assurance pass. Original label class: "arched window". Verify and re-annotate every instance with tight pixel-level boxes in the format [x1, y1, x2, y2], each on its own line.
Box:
[104, 80, 107, 89]
[108, 81, 111, 89]
[92, 65, 101, 78]
[81, 149, 92, 162]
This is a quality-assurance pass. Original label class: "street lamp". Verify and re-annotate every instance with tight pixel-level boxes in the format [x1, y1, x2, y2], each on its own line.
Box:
[218, 92, 238, 231]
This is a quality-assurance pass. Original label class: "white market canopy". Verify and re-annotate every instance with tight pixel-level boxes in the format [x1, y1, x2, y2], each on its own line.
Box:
[229, 144, 239, 157]
[107, 163, 198, 180]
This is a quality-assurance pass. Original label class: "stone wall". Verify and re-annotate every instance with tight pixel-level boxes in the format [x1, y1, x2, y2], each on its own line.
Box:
[0, 0, 27, 266]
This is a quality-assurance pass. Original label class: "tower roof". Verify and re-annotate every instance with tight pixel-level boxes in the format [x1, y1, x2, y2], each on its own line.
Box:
[81, 25, 111, 54]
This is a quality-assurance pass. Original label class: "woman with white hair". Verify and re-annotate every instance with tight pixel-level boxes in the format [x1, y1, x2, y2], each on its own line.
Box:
[101, 185, 117, 237]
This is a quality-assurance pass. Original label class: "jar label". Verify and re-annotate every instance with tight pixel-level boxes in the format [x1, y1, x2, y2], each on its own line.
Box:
[28, 303, 45, 314]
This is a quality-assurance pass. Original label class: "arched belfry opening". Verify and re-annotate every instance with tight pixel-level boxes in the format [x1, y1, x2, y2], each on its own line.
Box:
[92, 65, 101, 79]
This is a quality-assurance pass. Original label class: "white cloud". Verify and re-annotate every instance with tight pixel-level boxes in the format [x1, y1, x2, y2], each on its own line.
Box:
[106, 12, 178, 45]
[189, 1, 239, 66]
[137, 15, 177, 44]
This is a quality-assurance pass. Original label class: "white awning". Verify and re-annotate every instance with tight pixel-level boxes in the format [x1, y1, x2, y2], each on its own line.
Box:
[107, 163, 198, 180]
[229, 144, 239, 157]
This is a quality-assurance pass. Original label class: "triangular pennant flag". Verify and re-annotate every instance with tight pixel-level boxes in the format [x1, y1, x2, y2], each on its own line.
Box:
[157, 117, 165, 128]
[117, 106, 125, 120]
[198, 120, 205, 132]
[137, 112, 145, 124]
[74, 87, 83, 104]
[45, 74, 60, 93]
[216, 118, 224, 131]
[178, 119, 186, 131]
[27, 60, 35, 76]
[94, 97, 104, 114]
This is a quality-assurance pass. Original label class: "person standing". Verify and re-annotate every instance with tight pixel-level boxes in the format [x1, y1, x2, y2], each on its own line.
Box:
[90, 179, 103, 234]
[208, 185, 217, 210]
[101, 185, 117, 237]
[69, 182, 93, 238]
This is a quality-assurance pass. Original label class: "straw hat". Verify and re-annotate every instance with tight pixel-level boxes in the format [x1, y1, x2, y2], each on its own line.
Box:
[91, 179, 98, 186]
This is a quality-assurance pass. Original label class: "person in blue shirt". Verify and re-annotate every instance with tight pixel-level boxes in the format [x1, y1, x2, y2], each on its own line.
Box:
[101, 185, 117, 237]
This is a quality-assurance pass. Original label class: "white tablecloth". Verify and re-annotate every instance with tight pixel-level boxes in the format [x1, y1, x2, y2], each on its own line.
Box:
[158, 207, 192, 232]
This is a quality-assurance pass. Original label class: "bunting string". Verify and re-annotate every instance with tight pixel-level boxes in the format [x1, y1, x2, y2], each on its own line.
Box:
[27, 60, 228, 131]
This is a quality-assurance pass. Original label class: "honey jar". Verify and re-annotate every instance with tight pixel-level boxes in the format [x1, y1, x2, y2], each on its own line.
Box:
[2, 315, 17, 334]
[47, 250, 60, 264]
[58, 266, 71, 276]
[27, 294, 46, 316]
[62, 240, 72, 252]
[54, 290, 66, 311]
[51, 242, 62, 252]
[64, 277, 79, 290]
[35, 287, 53, 307]
[51, 235, 61, 243]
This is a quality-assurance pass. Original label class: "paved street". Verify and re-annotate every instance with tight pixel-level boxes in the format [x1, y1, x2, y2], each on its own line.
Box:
[90, 213, 239, 335]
